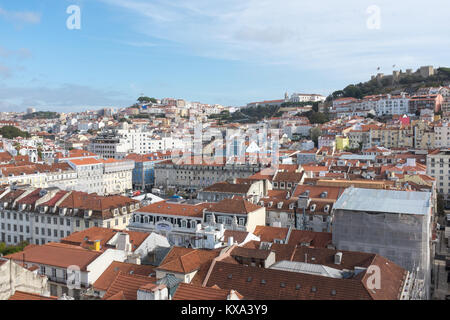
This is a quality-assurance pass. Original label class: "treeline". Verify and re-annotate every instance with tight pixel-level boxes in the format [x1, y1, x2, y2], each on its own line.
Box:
[0, 126, 30, 139]
[0, 241, 29, 256]
[328, 67, 450, 101]
[209, 105, 283, 123]
[23, 111, 59, 120]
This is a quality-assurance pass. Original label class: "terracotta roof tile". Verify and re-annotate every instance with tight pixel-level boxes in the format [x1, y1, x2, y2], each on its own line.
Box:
[94, 261, 155, 292]
[173, 283, 240, 300]
[8, 291, 58, 300]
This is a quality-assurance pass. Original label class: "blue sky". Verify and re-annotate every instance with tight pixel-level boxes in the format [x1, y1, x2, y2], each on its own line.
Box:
[0, 0, 449, 112]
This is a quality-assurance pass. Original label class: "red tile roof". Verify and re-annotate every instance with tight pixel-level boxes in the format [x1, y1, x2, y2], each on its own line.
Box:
[5, 242, 101, 271]
[102, 272, 158, 300]
[93, 261, 155, 292]
[60, 227, 150, 252]
[138, 200, 210, 218]
[173, 283, 240, 300]
[207, 198, 263, 215]
[8, 291, 58, 300]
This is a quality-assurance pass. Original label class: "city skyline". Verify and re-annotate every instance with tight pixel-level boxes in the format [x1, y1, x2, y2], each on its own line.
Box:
[0, 0, 449, 112]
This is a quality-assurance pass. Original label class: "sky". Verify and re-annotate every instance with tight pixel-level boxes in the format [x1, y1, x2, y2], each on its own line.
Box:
[0, 0, 449, 112]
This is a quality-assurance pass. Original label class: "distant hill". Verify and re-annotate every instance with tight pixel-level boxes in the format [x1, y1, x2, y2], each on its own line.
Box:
[328, 67, 450, 101]
[23, 111, 59, 120]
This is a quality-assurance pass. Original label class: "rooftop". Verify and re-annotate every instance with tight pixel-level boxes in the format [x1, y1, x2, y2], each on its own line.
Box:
[333, 186, 432, 215]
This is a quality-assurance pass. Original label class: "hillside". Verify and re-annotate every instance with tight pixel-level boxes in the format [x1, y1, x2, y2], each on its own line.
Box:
[328, 67, 450, 101]
[0, 126, 30, 139]
[23, 111, 59, 120]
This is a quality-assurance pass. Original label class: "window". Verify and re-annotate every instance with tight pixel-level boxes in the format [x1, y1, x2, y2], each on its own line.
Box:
[40, 266, 46, 274]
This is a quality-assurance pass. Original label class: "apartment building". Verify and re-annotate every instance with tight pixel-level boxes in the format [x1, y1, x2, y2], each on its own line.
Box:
[427, 149, 450, 206]
[125, 152, 171, 190]
[89, 123, 183, 159]
[203, 198, 266, 234]
[0, 163, 78, 190]
[129, 199, 210, 246]
[409, 94, 444, 113]
[289, 93, 326, 103]
[370, 94, 410, 116]
[63, 158, 134, 196]
[332, 187, 432, 299]
[197, 179, 267, 203]
[0, 186, 140, 246]
[154, 157, 267, 191]
[434, 122, 450, 148]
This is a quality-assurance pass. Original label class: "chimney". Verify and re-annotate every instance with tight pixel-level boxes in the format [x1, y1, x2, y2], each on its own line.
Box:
[126, 253, 141, 265]
[227, 236, 234, 247]
[406, 158, 416, 167]
[334, 252, 343, 265]
[93, 240, 101, 251]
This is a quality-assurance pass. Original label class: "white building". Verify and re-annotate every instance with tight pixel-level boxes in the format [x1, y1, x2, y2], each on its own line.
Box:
[373, 94, 410, 116]
[434, 122, 450, 148]
[290, 93, 326, 103]
[0, 186, 140, 246]
[5, 242, 127, 299]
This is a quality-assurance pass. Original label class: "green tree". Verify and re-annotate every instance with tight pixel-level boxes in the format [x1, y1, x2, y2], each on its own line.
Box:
[310, 127, 322, 147]
[0, 126, 30, 139]
[137, 96, 157, 104]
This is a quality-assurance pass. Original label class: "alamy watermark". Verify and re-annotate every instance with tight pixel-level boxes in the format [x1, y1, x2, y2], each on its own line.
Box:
[66, 5, 81, 30]
[366, 5, 381, 30]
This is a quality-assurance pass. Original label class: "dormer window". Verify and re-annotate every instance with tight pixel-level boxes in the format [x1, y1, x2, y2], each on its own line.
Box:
[277, 202, 283, 209]
[310, 204, 316, 212]
[324, 205, 330, 213]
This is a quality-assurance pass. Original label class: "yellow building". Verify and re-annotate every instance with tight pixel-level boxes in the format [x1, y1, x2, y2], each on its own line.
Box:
[335, 136, 349, 151]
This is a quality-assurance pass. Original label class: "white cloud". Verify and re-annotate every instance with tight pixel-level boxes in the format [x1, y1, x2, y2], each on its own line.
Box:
[0, 7, 41, 25]
[100, 0, 450, 78]
[0, 84, 133, 111]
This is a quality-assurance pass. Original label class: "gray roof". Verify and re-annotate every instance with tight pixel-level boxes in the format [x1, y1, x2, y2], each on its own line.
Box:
[270, 260, 344, 279]
[339, 154, 376, 161]
[333, 187, 431, 215]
